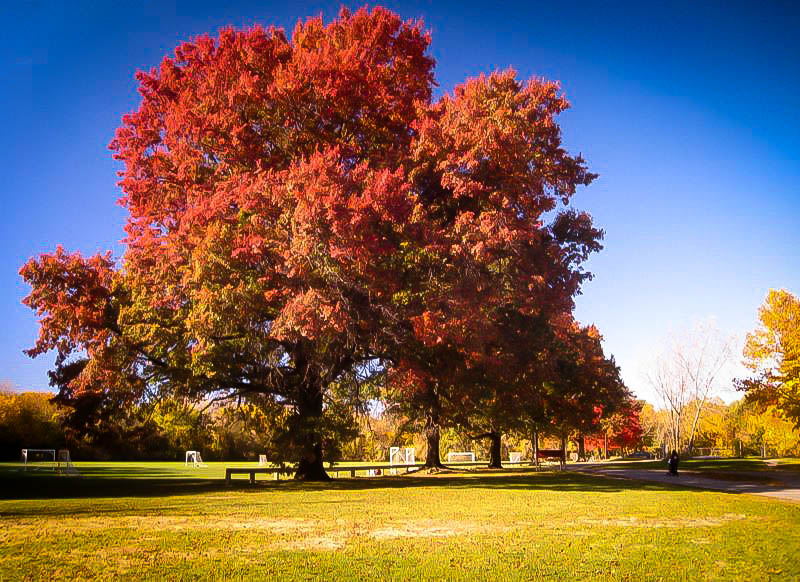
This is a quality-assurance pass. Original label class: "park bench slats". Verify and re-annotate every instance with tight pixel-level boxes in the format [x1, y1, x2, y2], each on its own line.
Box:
[225, 463, 423, 484]
[225, 460, 537, 484]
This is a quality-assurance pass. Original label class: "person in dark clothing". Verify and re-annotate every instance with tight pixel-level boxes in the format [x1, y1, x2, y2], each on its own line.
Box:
[667, 450, 679, 476]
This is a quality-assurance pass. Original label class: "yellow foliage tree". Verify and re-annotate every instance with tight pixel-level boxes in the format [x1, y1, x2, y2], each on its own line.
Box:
[741, 289, 800, 426]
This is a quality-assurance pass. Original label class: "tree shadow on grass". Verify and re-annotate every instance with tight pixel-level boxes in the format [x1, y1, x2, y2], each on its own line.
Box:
[0, 465, 687, 504]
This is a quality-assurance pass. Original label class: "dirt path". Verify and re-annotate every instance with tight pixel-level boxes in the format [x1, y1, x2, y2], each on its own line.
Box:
[570, 464, 800, 503]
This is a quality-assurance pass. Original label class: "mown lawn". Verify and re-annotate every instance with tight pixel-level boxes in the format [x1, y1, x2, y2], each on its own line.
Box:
[1, 462, 798, 581]
[605, 457, 800, 476]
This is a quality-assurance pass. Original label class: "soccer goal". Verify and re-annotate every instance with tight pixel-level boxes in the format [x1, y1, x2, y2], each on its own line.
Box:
[446, 451, 475, 463]
[508, 451, 523, 464]
[389, 447, 415, 474]
[57, 449, 80, 476]
[185, 450, 207, 467]
[389, 447, 415, 465]
[258, 454, 268, 466]
[694, 447, 733, 458]
[21, 449, 56, 471]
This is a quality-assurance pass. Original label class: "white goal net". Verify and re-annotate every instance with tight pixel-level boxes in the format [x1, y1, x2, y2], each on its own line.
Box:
[389, 447, 415, 465]
[258, 454, 268, 466]
[57, 449, 80, 476]
[21, 449, 56, 471]
[185, 450, 207, 467]
[446, 451, 475, 463]
[508, 452, 523, 464]
[389, 447, 415, 474]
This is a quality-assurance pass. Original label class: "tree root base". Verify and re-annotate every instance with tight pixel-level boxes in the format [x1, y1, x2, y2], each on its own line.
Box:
[413, 465, 452, 475]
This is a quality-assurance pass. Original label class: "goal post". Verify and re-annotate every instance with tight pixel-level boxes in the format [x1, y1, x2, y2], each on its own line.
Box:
[389, 447, 415, 465]
[57, 449, 80, 476]
[185, 450, 207, 467]
[446, 451, 475, 463]
[389, 447, 415, 474]
[21, 449, 56, 471]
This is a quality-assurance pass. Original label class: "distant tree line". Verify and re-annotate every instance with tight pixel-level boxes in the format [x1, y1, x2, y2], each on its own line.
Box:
[0, 387, 65, 461]
[639, 397, 800, 458]
[0, 385, 274, 461]
[0, 381, 642, 463]
[6, 374, 798, 463]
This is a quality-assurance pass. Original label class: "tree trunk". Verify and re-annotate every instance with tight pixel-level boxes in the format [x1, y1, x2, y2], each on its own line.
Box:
[423, 406, 445, 469]
[488, 431, 502, 468]
[532, 429, 539, 466]
[577, 433, 586, 462]
[686, 395, 708, 456]
[604, 431, 608, 460]
[559, 433, 567, 471]
[293, 381, 330, 481]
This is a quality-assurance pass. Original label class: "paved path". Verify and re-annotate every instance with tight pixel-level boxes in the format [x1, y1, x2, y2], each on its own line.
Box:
[570, 464, 800, 503]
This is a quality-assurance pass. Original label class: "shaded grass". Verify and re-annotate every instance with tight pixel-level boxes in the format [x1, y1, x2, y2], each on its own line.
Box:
[0, 462, 670, 501]
[1, 462, 799, 580]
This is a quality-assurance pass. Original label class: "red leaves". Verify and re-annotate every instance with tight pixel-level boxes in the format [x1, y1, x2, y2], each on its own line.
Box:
[106, 7, 437, 342]
[586, 399, 645, 449]
[22, 6, 608, 441]
[286, 7, 433, 136]
[19, 246, 115, 359]
[413, 70, 591, 212]
[18, 248, 141, 398]
[286, 149, 414, 267]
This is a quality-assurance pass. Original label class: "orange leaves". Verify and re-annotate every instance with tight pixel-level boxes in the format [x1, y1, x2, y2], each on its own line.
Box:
[285, 6, 433, 132]
[387, 362, 433, 397]
[403, 69, 602, 339]
[410, 310, 443, 346]
[17, 248, 142, 399]
[106, 8, 438, 352]
[272, 288, 348, 343]
[223, 146, 416, 306]
[22, 6, 610, 442]
[19, 247, 115, 359]
[111, 25, 292, 222]
[412, 69, 589, 216]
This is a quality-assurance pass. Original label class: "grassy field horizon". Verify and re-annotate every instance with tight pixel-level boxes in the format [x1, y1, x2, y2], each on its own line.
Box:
[1, 461, 799, 580]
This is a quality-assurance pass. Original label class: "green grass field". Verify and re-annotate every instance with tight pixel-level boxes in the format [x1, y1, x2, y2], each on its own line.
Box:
[605, 457, 800, 480]
[611, 457, 800, 471]
[1, 461, 799, 581]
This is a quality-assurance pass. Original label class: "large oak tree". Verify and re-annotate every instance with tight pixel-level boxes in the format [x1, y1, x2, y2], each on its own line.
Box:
[21, 6, 603, 479]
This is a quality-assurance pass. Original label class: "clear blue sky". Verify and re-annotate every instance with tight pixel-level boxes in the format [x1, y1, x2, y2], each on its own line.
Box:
[2, 1, 798, 403]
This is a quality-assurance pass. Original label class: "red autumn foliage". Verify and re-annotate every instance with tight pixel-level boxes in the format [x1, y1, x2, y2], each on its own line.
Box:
[585, 399, 645, 450]
[20, 6, 610, 477]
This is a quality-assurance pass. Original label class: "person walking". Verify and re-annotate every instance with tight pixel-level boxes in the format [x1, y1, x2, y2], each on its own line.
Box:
[667, 450, 680, 476]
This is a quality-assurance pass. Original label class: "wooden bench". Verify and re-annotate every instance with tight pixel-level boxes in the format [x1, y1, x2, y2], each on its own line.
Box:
[536, 449, 565, 460]
[224, 460, 544, 484]
[225, 467, 297, 484]
[225, 463, 424, 485]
